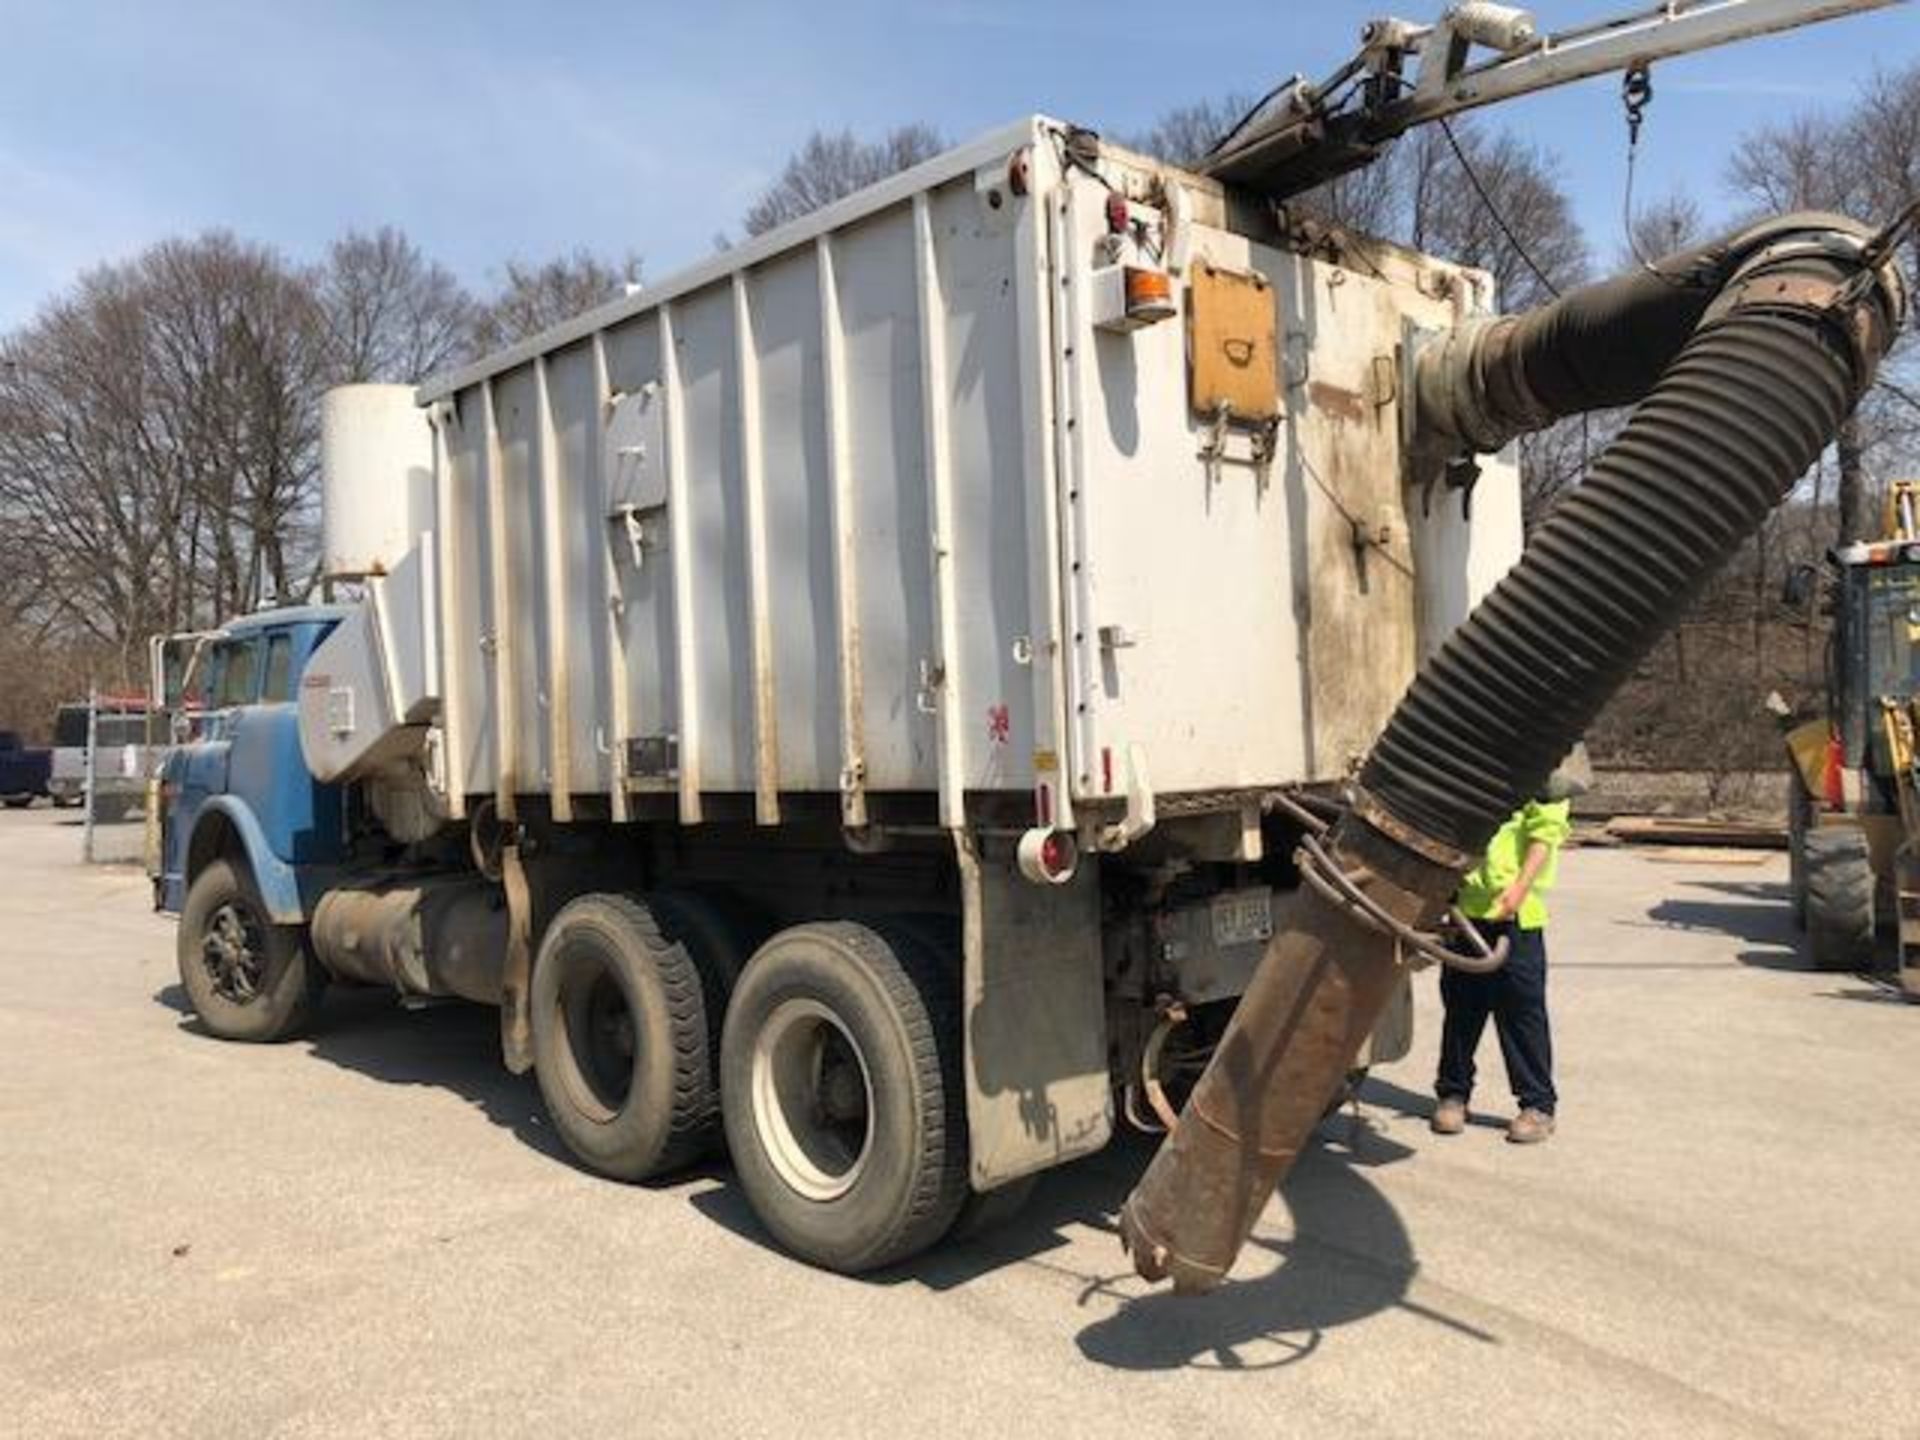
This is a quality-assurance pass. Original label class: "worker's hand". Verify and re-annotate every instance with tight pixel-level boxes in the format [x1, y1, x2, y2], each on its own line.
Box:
[1487, 882, 1529, 921]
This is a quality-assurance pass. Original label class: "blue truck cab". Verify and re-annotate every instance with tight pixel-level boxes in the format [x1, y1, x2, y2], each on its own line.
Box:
[156, 606, 349, 924]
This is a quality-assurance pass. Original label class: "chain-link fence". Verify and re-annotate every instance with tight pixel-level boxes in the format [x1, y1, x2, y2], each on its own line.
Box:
[64, 689, 164, 866]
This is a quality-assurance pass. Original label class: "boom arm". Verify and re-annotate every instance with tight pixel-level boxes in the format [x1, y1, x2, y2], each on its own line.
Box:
[1203, 0, 1907, 197]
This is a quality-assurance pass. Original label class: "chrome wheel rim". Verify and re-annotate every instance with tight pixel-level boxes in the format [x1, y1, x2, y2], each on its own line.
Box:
[752, 998, 874, 1202]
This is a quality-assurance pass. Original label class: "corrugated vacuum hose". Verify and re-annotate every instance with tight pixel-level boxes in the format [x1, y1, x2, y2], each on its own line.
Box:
[1119, 212, 1909, 1294]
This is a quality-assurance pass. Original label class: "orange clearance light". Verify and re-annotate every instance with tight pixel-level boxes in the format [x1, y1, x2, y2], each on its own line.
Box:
[1124, 266, 1175, 324]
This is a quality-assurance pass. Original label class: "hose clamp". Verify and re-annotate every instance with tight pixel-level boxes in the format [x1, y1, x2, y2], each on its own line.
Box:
[1712, 228, 1906, 383]
[1350, 788, 1479, 872]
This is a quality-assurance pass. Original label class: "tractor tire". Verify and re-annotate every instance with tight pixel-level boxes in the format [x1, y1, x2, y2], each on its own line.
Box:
[1786, 772, 1813, 930]
[1804, 827, 1875, 971]
[721, 921, 968, 1274]
[177, 858, 325, 1042]
[531, 893, 718, 1182]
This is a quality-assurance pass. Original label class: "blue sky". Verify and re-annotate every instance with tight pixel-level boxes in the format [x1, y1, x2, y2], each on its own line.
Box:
[1, 1, 1913, 329]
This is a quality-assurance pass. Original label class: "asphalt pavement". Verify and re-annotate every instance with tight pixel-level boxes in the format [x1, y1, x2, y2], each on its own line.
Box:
[1, 805, 1914, 1438]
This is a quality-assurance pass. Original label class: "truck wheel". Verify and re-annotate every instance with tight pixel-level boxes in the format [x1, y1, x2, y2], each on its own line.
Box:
[531, 894, 717, 1181]
[1805, 827, 1874, 971]
[1786, 771, 1813, 929]
[177, 858, 325, 1042]
[721, 922, 968, 1273]
[3, 796, 32, 810]
[649, 889, 768, 1003]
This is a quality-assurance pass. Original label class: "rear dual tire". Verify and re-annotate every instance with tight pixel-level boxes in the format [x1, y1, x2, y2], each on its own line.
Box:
[530, 901, 1000, 1270]
[721, 922, 970, 1273]
[530, 893, 744, 1182]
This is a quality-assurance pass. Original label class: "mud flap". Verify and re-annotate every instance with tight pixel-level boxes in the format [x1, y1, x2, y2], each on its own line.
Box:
[956, 833, 1112, 1188]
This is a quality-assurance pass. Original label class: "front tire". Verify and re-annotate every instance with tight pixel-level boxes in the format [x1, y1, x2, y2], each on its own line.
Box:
[176, 858, 324, 1042]
[1805, 826, 1874, 971]
[722, 922, 968, 1273]
[530, 894, 718, 1182]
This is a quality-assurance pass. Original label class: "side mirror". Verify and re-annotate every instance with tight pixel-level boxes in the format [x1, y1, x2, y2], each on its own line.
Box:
[1781, 563, 1817, 609]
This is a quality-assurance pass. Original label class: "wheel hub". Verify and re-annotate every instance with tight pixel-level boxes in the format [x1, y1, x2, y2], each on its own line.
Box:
[201, 902, 265, 1004]
[752, 998, 874, 1203]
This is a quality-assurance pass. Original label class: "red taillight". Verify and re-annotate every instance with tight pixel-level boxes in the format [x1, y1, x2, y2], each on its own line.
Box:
[1106, 194, 1130, 234]
[1017, 826, 1079, 886]
[1041, 832, 1072, 876]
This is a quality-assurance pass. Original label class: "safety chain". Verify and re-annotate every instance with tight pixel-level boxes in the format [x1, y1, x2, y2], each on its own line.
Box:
[1273, 790, 1509, 976]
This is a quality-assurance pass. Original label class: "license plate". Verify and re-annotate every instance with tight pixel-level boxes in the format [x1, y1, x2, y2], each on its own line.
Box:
[1211, 889, 1273, 948]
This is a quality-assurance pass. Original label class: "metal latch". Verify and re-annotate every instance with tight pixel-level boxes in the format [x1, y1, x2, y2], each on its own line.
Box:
[915, 657, 946, 716]
[1198, 403, 1282, 490]
[608, 504, 666, 570]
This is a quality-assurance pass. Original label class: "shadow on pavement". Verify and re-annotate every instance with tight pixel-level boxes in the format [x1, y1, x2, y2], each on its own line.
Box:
[1681, 879, 1789, 903]
[155, 980, 1493, 1370]
[1358, 1074, 1508, 1132]
[1640, 896, 1799, 948]
[158, 980, 587, 1167]
[1817, 977, 1916, 1005]
[691, 1109, 1491, 1372]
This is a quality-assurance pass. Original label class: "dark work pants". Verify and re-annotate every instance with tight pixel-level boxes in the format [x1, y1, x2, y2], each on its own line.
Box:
[1436, 919, 1556, 1115]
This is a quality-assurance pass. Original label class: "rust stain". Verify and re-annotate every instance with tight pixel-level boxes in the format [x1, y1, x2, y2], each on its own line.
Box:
[1308, 381, 1366, 423]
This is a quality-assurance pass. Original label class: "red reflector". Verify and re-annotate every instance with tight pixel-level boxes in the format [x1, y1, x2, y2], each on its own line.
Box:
[1106, 194, 1129, 234]
[1041, 833, 1069, 875]
[1823, 731, 1846, 810]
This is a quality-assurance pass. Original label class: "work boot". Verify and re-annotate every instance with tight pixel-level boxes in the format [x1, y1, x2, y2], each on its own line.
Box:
[1430, 1096, 1467, 1135]
[1507, 1108, 1556, 1144]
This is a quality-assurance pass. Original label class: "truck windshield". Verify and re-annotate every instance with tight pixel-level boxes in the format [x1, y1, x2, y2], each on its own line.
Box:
[215, 640, 262, 708]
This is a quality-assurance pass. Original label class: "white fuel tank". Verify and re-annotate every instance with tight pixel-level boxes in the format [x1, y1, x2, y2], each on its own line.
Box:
[320, 384, 434, 580]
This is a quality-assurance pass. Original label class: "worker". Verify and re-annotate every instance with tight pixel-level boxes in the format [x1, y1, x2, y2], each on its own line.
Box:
[1429, 789, 1574, 1145]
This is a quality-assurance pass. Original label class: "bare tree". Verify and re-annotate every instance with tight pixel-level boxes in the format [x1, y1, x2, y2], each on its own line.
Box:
[0, 232, 327, 679]
[1624, 191, 1705, 268]
[467, 249, 642, 355]
[1121, 93, 1404, 234]
[1402, 121, 1588, 311]
[1727, 67, 1920, 544]
[741, 125, 946, 238]
[1727, 111, 1863, 215]
[318, 227, 475, 384]
[1117, 95, 1258, 169]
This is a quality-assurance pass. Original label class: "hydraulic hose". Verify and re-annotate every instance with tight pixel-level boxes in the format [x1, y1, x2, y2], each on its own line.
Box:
[1119, 215, 1906, 1294]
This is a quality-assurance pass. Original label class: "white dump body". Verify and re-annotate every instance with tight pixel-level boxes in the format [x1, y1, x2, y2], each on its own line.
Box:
[301, 117, 1520, 834]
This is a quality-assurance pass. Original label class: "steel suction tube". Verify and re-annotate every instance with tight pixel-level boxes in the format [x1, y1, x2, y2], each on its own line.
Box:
[1119, 214, 1906, 1294]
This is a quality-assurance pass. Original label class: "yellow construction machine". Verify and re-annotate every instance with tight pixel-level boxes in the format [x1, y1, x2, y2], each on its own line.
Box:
[1780, 479, 1920, 996]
